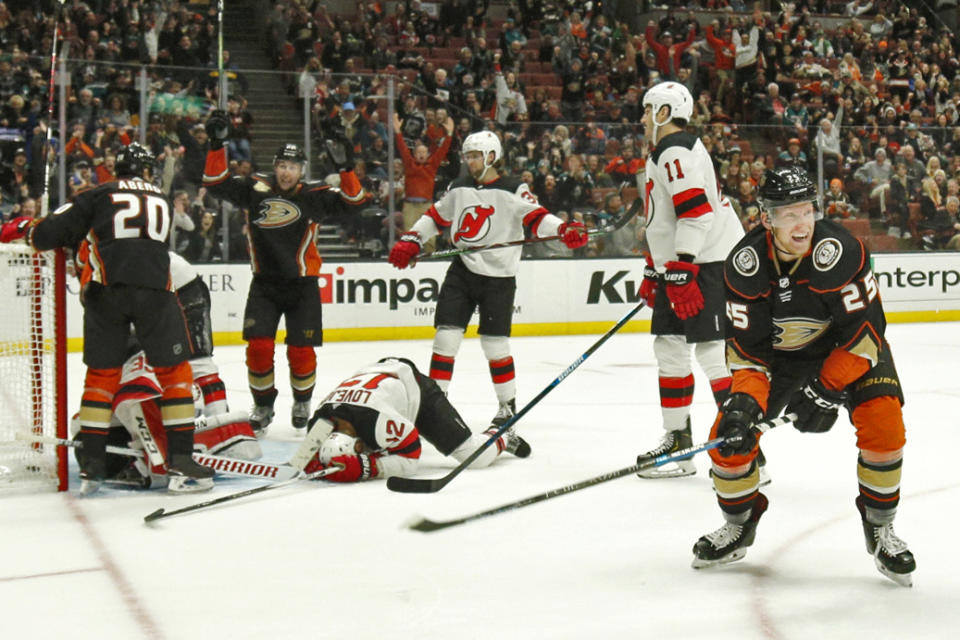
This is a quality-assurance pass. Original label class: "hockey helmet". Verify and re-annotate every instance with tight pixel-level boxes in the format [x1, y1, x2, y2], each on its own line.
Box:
[642, 81, 694, 124]
[758, 166, 822, 227]
[319, 431, 361, 464]
[115, 143, 155, 179]
[273, 143, 307, 167]
[461, 130, 502, 168]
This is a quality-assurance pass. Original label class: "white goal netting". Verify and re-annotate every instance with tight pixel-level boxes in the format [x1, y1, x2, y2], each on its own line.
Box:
[0, 242, 66, 492]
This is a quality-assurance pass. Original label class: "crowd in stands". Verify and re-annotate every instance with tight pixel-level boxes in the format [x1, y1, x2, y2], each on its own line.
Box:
[4, 0, 960, 259]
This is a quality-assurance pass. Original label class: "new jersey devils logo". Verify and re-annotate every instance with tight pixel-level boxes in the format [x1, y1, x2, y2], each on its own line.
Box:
[454, 204, 495, 243]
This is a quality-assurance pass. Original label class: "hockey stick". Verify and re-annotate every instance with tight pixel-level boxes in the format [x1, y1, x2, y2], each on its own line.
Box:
[405, 413, 797, 532]
[196, 409, 250, 431]
[143, 464, 344, 523]
[41, 0, 67, 218]
[416, 186, 641, 261]
[216, 0, 226, 110]
[15, 432, 299, 481]
[386, 298, 648, 494]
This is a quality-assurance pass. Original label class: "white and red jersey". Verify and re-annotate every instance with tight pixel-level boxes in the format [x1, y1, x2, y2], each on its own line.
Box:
[644, 131, 744, 268]
[314, 360, 424, 479]
[410, 174, 564, 277]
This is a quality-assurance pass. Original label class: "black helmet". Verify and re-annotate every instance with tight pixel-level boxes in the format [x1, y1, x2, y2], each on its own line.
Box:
[115, 143, 155, 179]
[273, 143, 307, 166]
[758, 166, 818, 208]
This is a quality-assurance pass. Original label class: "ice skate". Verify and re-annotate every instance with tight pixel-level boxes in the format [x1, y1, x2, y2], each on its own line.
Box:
[857, 497, 916, 587]
[486, 426, 531, 458]
[692, 493, 769, 568]
[636, 420, 696, 478]
[291, 401, 311, 431]
[249, 404, 275, 437]
[757, 448, 771, 487]
[78, 457, 106, 496]
[166, 453, 215, 494]
[491, 398, 517, 428]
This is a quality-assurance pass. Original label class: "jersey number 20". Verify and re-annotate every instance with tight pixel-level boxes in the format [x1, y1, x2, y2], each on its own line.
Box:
[110, 193, 170, 241]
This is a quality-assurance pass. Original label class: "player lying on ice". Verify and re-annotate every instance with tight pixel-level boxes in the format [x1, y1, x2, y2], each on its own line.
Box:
[288, 357, 531, 482]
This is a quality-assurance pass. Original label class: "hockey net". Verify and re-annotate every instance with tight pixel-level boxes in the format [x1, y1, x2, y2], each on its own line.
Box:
[0, 243, 68, 492]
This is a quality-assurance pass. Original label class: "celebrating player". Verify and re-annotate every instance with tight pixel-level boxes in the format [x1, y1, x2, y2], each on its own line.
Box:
[202, 109, 368, 435]
[634, 81, 747, 478]
[1, 143, 214, 494]
[691, 166, 915, 587]
[289, 357, 531, 482]
[388, 130, 588, 428]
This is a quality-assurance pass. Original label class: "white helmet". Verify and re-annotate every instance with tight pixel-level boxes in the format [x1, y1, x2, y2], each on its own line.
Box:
[461, 130, 502, 168]
[642, 81, 694, 124]
[319, 431, 360, 464]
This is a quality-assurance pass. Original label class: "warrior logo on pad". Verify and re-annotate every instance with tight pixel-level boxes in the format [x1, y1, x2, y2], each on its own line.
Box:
[454, 205, 495, 243]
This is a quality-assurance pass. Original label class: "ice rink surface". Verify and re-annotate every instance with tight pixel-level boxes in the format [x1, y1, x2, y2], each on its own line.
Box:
[4, 322, 959, 639]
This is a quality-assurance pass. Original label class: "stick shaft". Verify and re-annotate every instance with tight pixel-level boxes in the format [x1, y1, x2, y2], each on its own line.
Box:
[409, 413, 797, 532]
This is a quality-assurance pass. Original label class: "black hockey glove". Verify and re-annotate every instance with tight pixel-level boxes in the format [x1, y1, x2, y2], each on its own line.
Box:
[786, 377, 846, 433]
[324, 137, 354, 172]
[205, 109, 230, 149]
[716, 393, 764, 457]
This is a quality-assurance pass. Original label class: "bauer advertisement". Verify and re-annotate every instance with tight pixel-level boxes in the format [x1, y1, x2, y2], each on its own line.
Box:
[62, 254, 960, 347]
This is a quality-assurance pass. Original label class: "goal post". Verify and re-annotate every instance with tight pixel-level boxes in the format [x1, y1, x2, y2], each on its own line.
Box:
[0, 243, 68, 492]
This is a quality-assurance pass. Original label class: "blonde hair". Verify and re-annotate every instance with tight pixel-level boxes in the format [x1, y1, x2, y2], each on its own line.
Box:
[922, 177, 942, 206]
[926, 155, 942, 176]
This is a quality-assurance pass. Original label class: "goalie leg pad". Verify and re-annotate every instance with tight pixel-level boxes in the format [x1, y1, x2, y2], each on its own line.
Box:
[289, 417, 335, 470]
[194, 419, 262, 460]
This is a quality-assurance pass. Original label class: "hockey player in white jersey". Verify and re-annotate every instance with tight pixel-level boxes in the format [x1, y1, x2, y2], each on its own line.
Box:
[634, 81, 748, 479]
[388, 130, 588, 427]
[289, 357, 531, 482]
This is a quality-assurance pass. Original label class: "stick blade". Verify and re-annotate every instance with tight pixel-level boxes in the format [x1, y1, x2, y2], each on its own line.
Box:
[386, 475, 444, 494]
[143, 508, 166, 523]
[403, 514, 455, 533]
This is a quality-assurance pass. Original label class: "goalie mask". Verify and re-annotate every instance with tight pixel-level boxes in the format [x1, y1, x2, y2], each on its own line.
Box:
[461, 131, 502, 169]
[319, 430, 361, 464]
[758, 166, 822, 228]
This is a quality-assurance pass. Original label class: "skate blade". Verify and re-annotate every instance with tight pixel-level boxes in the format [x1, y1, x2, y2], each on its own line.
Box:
[758, 465, 772, 487]
[691, 547, 747, 569]
[78, 479, 103, 496]
[875, 559, 914, 587]
[167, 476, 215, 494]
[638, 460, 696, 479]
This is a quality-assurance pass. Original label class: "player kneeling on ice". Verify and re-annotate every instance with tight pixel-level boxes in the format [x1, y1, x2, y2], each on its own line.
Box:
[691, 167, 915, 587]
[289, 357, 531, 482]
[72, 349, 260, 491]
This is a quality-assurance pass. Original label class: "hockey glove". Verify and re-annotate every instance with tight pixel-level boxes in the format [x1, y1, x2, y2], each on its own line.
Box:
[0, 216, 34, 243]
[558, 221, 589, 249]
[324, 137, 354, 172]
[663, 260, 704, 320]
[322, 454, 378, 482]
[716, 393, 764, 457]
[388, 232, 422, 269]
[638, 253, 658, 307]
[786, 377, 846, 433]
[204, 109, 230, 150]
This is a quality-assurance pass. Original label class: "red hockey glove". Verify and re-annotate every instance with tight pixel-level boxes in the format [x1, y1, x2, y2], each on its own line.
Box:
[557, 221, 589, 249]
[663, 260, 703, 320]
[322, 454, 378, 482]
[0, 216, 34, 243]
[388, 231, 422, 269]
[638, 253, 658, 307]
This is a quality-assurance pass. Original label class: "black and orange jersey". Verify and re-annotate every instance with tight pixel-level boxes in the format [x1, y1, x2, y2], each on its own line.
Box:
[202, 147, 368, 280]
[723, 219, 887, 401]
[29, 178, 173, 290]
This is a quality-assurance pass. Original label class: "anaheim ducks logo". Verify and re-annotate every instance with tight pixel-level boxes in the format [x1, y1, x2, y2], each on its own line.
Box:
[253, 198, 301, 228]
[813, 238, 842, 271]
[454, 204, 495, 243]
[733, 246, 759, 277]
[772, 317, 831, 351]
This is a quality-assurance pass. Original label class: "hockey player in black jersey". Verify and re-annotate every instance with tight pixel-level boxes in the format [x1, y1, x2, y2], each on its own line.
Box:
[691, 166, 915, 586]
[0, 143, 214, 494]
[202, 110, 368, 436]
[387, 130, 588, 429]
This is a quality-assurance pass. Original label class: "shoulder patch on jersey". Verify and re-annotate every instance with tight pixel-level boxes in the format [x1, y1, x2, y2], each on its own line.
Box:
[253, 179, 272, 193]
[732, 245, 760, 277]
[812, 237, 843, 271]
